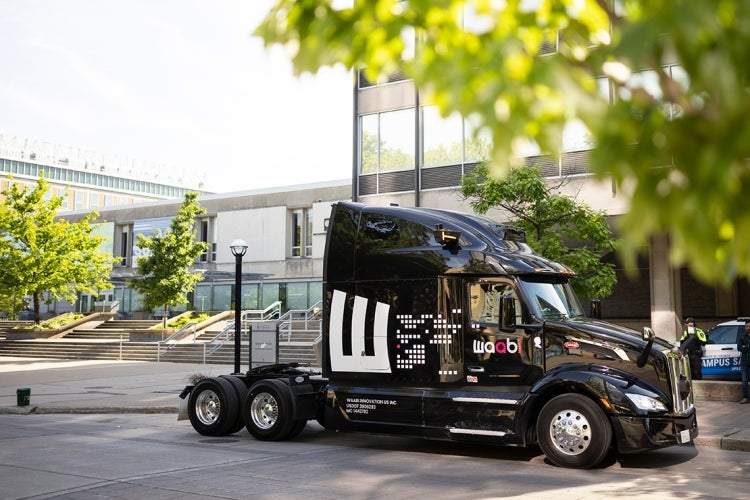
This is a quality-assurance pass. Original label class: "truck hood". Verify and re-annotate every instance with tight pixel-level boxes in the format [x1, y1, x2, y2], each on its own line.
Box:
[546, 317, 675, 353]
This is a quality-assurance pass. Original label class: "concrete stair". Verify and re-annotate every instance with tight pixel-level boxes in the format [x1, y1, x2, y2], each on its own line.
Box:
[0, 339, 159, 362]
[0, 318, 320, 367]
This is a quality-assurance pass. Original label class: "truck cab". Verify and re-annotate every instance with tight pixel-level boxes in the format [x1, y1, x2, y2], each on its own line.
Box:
[321, 201, 697, 468]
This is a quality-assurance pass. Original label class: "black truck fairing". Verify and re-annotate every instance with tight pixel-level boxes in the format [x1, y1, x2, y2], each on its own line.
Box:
[182, 200, 697, 470]
[321, 201, 697, 465]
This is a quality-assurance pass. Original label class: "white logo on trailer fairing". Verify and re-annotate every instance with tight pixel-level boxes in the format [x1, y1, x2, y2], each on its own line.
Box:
[329, 290, 391, 373]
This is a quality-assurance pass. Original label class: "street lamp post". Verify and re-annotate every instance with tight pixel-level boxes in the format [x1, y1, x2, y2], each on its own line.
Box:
[230, 239, 248, 374]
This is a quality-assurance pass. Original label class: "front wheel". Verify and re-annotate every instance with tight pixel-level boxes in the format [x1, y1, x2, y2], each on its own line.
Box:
[242, 379, 295, 441]
[536, 393, 612, 469]
[187, 377, 239, 436]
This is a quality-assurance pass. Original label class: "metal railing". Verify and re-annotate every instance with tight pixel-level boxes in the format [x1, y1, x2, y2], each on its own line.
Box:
[200, 302, 283, 362]
[278, 302, 322, 344]
[156, 322, 198, 361]
[155, 301, 318, 363]
[243, 301, 282, 321]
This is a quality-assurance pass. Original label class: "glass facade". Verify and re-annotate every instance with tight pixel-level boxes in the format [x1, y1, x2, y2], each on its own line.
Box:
[359, 108, 415, 175]
[0, 159, 198, 199]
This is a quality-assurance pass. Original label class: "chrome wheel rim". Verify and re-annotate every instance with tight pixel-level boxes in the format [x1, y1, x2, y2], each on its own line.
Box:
[195, 389, 221, 426]
[549, 408, 592, 456]
[250, 391, 279, 430]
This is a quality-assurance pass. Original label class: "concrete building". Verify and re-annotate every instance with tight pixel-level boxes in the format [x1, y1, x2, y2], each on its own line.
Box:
[1, 135, 211, 209]
[57, 180, 351, 318]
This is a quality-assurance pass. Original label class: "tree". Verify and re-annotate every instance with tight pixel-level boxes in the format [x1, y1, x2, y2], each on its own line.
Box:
[462, 164, 617, 299]
[0, 177, 114, 323]
[255, 0, 750, 286]
[129, 192, 208, 328]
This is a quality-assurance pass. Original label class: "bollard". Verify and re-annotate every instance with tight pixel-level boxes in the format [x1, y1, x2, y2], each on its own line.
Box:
[17, 388, 31, 407]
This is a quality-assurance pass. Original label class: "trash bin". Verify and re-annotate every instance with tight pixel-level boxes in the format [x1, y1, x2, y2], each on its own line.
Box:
[16, 388, 31, 407]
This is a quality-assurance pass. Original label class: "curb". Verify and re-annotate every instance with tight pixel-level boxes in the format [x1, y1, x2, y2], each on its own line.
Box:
[0, 405, 178, 415]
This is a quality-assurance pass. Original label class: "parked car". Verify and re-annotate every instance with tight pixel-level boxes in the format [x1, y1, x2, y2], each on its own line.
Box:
[17, 309, 34, 321]
[702, 318, 748, 379]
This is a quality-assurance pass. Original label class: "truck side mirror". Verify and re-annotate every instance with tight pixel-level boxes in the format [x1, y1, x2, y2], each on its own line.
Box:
[590, 299, 601, 319]
[642, 327, 655, 341]
[637, 327, 655, 367]
[499, 295, 516, 332]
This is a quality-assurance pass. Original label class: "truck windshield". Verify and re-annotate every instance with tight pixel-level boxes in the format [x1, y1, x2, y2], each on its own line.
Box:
[518, 277, 585, 320]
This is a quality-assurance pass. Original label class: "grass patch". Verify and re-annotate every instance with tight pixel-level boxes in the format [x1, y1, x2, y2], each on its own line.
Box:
[39, 312, 84, 329]
[165, 312, 212, 330]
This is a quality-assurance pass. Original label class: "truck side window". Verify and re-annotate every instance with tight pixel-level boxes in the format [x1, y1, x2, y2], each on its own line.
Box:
[470, 282, 519, 324]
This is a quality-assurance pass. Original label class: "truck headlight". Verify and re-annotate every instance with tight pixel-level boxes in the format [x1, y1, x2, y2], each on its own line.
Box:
[626, 393, 668, 412]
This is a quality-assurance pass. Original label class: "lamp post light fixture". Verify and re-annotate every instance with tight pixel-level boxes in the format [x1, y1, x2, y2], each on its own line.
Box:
[230, 239, 248, 374]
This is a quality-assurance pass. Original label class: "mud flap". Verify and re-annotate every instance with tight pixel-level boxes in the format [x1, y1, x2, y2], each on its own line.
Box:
[177, 385, 192, 421]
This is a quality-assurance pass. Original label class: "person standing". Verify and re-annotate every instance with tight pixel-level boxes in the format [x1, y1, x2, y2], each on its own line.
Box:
[680, 317, 707, 380]
[738, 319, 750, 404]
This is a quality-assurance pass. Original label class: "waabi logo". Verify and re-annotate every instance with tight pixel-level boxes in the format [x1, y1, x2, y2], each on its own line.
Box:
[473, 339, 522, 355]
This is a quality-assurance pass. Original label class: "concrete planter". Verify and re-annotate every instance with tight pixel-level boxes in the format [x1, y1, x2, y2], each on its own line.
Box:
[129, 330, 175, 342]
[6, 330, 58, 340]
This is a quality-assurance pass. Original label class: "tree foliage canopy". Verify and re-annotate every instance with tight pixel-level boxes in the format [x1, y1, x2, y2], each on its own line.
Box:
[462, 164, 617, 299]
[0, 177, 114, 322]
[256, 0, 750, 285]
[128, 192, 208, 326]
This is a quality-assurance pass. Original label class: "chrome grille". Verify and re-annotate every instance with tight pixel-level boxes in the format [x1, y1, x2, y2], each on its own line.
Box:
[667, 352, 693, 414]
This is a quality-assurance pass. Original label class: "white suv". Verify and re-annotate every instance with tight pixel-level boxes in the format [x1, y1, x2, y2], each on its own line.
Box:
[702, 318, 748, 379]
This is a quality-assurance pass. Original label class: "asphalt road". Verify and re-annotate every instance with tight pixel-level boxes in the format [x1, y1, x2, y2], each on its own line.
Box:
[1, 412, 749, 500]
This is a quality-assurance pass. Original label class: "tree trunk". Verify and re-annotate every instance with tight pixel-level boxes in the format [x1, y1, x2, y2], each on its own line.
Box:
[32, 292, 41, 324]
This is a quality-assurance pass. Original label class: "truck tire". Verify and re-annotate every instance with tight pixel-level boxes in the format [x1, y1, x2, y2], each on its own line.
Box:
[188, 377, 239, 436]
[536, 393, 612, 469]
[242, 379, 295, 441]
[219, 375, 249, 435]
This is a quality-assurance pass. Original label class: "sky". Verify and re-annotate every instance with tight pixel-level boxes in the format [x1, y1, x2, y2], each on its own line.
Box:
[0, 0, 353, 194]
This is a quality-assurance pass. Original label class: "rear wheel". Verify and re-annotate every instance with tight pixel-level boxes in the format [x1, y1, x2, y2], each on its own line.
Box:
[242, 379, 295, 441]
[536, 393, 612, 469]
[187, 377, 238, 436]
[219, 375, 248, 435]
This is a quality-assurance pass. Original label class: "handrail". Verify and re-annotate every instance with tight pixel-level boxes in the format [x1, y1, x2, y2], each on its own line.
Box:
[204, 322, 235, 359]
[161, 302, 296, 363]
[278, 302, 322, 344]
[156, 322, 197, 361]
[162, 322, 198, 344]
[241, 301, 282, 321]
[201, 303, 280, 360]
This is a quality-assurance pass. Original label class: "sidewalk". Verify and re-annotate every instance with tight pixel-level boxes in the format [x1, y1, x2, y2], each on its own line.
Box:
[0, 356, 748, 452]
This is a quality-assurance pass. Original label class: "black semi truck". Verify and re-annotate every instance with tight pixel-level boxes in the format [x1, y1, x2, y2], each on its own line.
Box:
[180, 201, 698, 469]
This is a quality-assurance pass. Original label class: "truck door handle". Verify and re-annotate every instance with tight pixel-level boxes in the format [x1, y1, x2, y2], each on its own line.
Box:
[468, 366, 485, 373]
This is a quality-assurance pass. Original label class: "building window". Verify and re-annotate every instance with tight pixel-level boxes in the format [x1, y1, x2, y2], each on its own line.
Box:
[120, 231, 128, 266]
[359, 108, 416, 174]
[74, 190, 85, 210]
[422, 106, 463, 167]
[291, 208, 313, 257]
[198, 218, 212, 263]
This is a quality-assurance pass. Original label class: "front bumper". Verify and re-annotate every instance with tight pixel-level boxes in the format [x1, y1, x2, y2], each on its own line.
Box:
[611, 407, 698, 454]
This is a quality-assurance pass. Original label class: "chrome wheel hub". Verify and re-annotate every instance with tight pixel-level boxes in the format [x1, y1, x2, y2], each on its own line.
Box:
[250, 391, 279, 430]
[549, 408, 592, 456]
